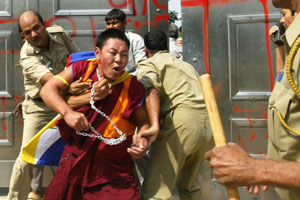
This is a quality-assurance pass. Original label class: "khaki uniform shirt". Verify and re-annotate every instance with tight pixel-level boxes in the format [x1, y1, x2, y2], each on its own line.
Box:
[21, 25, 79, 114]
[137, 51, 206, 119]
[267, 15, 300, 200]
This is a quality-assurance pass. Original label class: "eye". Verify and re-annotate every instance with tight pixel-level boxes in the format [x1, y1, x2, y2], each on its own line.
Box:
[23, 30, 31, 36]
[32, 24, 41, 32]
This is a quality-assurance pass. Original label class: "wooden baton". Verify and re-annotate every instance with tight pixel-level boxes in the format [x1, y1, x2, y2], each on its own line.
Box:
[199, 74, 240, 200]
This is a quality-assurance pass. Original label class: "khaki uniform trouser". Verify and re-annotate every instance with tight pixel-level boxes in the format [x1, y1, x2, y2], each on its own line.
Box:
[136, 107, 214, 200]
[8, 111, 56, 200]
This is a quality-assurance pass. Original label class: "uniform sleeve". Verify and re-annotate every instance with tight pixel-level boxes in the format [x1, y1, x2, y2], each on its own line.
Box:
[62, 31, 80, 53]
[132, 34, 146, 64]
[137, 61, 163, 95]
[21, 54, 51, 85]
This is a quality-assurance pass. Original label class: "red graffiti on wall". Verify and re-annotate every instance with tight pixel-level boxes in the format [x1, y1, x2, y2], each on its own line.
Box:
[1, 97, 7, 131]
[46, 17, 77, 37]
[182, 0, 275, 90]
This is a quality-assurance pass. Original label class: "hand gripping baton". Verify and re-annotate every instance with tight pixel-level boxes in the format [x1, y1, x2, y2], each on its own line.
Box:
[200, 74, 240, 200]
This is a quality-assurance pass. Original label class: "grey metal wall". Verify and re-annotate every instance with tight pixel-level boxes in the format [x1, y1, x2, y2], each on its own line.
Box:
[0, 0, 168, 190]
[182, 0, 281, 199]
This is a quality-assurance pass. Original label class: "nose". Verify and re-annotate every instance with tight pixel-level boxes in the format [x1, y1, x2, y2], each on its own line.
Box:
[106, 24, 113, 29]
[280, 16, 285, 24]
[115, 54, 121, 63]
[31, 31, 38, 38]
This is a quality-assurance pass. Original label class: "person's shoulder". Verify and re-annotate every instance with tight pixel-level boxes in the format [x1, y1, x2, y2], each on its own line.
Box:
[20, 41, 38, 57]
[125, 31, 143, 40]
[46, 25, 64, 33]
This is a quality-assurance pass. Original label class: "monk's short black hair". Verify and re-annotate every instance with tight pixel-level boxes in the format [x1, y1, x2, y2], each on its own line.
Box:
[96, 28, 130, 49]
[105, 9, 126, 22]
[144, 30, 168, 53]
[18, 10, 44, 33]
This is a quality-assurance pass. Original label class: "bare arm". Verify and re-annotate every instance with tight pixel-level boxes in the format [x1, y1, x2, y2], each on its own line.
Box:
[136, 88, 160, 145]
[205, 143, 300, 190]
[269, 25, 285, 74]
[275, 45, 285, 74]
[40, 67, 89, 132]
[66, 77, 111, 109]
[127, 104, 150, 159]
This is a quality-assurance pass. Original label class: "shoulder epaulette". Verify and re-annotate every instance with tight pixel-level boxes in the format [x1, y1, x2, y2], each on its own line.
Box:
[47, 25, 64, 33]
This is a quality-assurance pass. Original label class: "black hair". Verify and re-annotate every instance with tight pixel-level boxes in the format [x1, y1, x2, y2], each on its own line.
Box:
[144, 30, 168, 53]
[105, 9, 126, 22]
[169, 24, 178, 39]
[96, 28, 130, 49]
[18, 10, 44, 33]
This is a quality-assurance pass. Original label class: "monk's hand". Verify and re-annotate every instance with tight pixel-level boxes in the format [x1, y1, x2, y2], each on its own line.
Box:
[93, 78, 112, 101]
[205, 143, 257, 187]
[63, 109, 89, 132]
[137, 125, 159, 148]
[70, 77, 91, 95]
[127, 136, 147, 159]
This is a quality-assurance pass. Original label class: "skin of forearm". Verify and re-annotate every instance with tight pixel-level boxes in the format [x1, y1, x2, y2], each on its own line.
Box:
[66, 92, 91, 109]
[255, 158, 300, 190]
[40, 79, 73, 117]
[275, 46, 285, 74]
[145, 89, 160, 129]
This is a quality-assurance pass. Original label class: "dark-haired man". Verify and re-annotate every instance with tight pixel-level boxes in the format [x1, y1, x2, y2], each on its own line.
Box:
[39, 28, 156, 200]
[105, 8, 146, 75]
[136, 30, 213, 200]
[8, 10, 79, 200]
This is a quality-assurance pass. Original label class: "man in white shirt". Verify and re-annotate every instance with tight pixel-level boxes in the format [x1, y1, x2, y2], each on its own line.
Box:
[105, 9, 146, 75]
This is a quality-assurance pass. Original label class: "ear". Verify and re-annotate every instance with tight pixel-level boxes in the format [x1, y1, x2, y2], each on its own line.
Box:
[95, 47, 101, 60]
[145, 47, 151, 58]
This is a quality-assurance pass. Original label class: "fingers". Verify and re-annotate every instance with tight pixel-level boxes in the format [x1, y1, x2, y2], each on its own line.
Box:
[204, 150, 212, 161]
[127, 146, 146, 159]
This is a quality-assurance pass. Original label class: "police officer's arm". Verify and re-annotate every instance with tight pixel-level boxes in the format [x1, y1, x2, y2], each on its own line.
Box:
[66, 78, 111, 109]
[205, 143, 300, 190]
[20, 54, 54, 86]
[136, 63, 160, 145]
[40, 67, 89, 132]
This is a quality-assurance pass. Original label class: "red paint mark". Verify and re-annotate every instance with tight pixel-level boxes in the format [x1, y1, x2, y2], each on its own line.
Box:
[142, 0, 147, 15]
[246, 114, 257, 141]
[203, 1, 210, 73]
[155, 14, 169, 25]
[89, 17, 97, 48]
[45, 17, 77, 37]
[259, 0, 274, 90]
[182, 0, 206, 7]
[233, 105, 267, 113]
[153, 0, 168, 9]
[214, 82, 222, 97]
[108, 0, 137, 16]
[181, 0, 210, 73]
[135, 21, 156, 35]
[0, 50, 20, 55]
[1, 97, 7, 131]
[0, 19, 18, 24]
[15, 95, 23, 126]
[182, 0, 274, 86]
[237, 131, 248, 152]
[182, 0, 247, 7]
[264, 134, 268, 140]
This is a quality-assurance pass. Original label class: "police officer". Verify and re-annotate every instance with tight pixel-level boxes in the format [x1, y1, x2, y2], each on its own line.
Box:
[8, 10, 79, 200]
